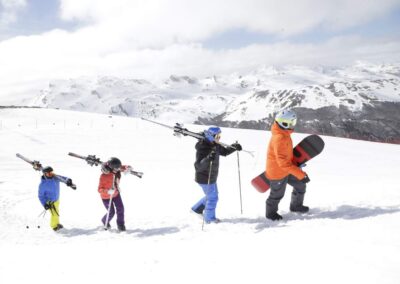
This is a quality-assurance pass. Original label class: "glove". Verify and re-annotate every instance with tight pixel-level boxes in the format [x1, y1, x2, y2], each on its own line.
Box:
[66, 179, 73, 186]
[301, 175, 310, 183]
[107, 189, 116, 195]
[44, 202, 53, 210]
[231, 143, 242, 151]
[123, 166, 132, 175]
[208, 149, 216, 160]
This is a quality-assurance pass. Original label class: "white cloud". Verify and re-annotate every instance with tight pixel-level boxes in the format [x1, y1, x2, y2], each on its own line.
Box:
[0, 0, 26, 26]
[0, 31, 399, 82]
[59, 0, 400, 44]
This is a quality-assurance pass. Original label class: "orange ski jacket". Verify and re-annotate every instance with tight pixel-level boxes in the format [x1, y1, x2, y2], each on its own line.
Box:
[98, 165, 129, 199]
[265, 123, 306, 181]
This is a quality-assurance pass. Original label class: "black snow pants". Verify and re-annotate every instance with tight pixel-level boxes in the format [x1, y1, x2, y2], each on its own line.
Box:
[266, 175, 306, 217]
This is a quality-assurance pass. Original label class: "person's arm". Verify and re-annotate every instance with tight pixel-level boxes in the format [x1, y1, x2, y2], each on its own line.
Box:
[55, 175, 75, 188]
[274, 136, 306, 180]
[219, 142, 242, 156]
[38, 182, 47, 207]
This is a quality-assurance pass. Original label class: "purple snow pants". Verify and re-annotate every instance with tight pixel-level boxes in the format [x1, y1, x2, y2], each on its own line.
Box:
[101, 194, 125, 226]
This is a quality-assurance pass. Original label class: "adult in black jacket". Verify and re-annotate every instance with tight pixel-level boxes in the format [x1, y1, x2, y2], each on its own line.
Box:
[191, 126, 242, 223]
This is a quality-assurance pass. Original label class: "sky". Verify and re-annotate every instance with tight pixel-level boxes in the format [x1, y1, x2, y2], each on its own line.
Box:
[0, 0, 400, 93]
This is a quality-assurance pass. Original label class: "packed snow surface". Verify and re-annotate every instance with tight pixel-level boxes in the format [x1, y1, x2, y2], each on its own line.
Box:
[0, 108, 399, 284]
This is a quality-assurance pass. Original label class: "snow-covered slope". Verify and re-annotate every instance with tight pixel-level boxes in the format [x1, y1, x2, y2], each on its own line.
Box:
[1, 108, 400, 284]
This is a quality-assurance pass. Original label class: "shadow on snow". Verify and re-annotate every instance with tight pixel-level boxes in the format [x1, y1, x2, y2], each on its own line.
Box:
[58, 226, 180, 238]
[222, 204, 400, 232]
[49, 205, 400, 236]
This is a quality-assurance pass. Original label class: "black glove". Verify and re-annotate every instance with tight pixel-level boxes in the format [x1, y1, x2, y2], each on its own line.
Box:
[208, 149, 216, 160]
[44, 202, 53, 210]
[231, 143, 242, 151]
[301, 175, 310, 183]
[66, 179, 76, 190]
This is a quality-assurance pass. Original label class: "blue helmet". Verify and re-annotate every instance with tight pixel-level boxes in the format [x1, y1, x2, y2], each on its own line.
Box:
[204, 126, 221, 142]
[207, 126, 221, 136]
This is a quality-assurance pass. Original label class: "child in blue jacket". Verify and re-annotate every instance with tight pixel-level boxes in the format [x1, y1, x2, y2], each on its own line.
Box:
[38, 166, 74, 231]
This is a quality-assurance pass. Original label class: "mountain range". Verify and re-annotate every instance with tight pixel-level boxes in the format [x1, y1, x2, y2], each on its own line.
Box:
[22, 61, 400, 143]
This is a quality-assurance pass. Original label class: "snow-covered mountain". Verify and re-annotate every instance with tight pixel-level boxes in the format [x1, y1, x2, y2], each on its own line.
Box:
[25, 62, 400, 143]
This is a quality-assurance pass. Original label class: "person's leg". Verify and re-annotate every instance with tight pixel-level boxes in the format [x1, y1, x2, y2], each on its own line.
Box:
[288, 175, 308, 212]
[101, 198, 115, 226]
[50, 200, 60, 229]
[113, 194, 125, 230]
[266, 177, 288, 220]
[191, 195, 206, 214]
[200, 183, 219, 222]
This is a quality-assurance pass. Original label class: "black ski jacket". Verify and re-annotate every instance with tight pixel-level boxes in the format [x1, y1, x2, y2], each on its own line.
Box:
[194, 139, 236, 184]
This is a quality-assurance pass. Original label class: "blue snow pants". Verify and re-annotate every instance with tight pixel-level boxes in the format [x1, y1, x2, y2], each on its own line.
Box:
[191, 183, 219, 222]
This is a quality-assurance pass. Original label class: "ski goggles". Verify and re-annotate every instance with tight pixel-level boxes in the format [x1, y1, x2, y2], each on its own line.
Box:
[276, 118, 297, 129]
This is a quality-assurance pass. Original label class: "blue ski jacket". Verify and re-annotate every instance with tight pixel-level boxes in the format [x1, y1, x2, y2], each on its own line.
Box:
[38, 175, 70, 206]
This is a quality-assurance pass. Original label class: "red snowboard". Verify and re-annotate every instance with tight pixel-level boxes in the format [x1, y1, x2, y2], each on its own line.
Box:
[251, 134, 324, 193]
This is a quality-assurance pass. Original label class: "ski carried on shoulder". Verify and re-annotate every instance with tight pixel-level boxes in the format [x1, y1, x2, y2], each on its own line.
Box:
[141, 117, 254, 157]
[16, 153, 77, 189]
[68, 152, 143, 178]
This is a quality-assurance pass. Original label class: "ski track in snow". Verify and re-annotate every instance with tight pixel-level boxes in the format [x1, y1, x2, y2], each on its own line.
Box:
[0, 108, 400, 284]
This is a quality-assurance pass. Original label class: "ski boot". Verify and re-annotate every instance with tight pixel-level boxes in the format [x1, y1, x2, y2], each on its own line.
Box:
[53, 224, 64, 231]
[266, 212, 283, 221]
[290, 204, 309, 213]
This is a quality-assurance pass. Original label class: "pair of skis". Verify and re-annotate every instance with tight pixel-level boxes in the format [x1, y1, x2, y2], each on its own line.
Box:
[68, 152, 143, 178]
[140, 117, 254, 157]
[16, 151, 144, 185]
[16, 153, 77, 189]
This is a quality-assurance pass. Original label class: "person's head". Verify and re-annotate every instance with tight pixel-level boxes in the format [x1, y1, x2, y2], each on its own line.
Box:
[275, 109, 297, 130]
[205, 126, 221, 142]
[104, 157, 122, 173]
[42, 166, 54, 178]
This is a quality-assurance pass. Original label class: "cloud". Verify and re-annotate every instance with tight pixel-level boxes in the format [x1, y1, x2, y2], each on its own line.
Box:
[0, 31, 399, 82]
[59, 0, 400, 45]
[0, 0, 26, 26]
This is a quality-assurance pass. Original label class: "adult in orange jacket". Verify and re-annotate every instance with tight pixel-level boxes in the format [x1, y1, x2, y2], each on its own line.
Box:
[98, 157, 131, 231]
[265, 109, 310, 221]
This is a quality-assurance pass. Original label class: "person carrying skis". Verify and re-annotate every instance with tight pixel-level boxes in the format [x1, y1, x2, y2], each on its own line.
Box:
[98, 157, 132, 231]
[191, 127, 242, 223]
[37, 165, 74, 231]
[265, 109, 310, 221]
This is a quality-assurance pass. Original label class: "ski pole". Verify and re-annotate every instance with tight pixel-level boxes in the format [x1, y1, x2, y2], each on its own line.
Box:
[104, 174, 116, 230]
[38, 209, 47, 218]
[236, 142, 243, 214]
[26, 209, 47, 229]
[202, 159, 213, 231]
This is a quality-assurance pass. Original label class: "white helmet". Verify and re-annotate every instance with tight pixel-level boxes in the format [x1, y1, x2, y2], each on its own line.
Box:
[275, 109, 297, 130]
